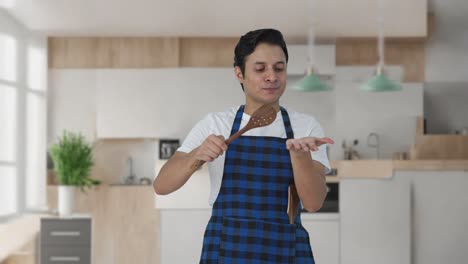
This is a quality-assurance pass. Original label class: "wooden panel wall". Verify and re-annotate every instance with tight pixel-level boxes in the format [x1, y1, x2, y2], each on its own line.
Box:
[48, 37, 179, 68]
[179, 37, 238, 67]
[335, 38, 425, 82]
[49, 36, 426, 82]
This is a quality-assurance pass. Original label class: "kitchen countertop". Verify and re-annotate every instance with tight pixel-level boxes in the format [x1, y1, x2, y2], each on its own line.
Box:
[330, 159, 468, 179]
[154, 159, 468, 209]
[301, 213, 340, 221]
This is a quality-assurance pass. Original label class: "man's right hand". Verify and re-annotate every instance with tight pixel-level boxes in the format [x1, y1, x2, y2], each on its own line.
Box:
[154, 135, 228, 195]
[193, 135, 228, 162]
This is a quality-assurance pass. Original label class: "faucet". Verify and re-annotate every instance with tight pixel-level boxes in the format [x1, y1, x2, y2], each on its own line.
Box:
[367, 132, 380, 159]
[124, 156, 136, 184]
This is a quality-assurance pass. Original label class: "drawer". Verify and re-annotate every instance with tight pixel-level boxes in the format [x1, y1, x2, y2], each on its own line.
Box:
[41, 246, 91, 264]
[41, 246, 90, 264]
[41, 219, 91, 246]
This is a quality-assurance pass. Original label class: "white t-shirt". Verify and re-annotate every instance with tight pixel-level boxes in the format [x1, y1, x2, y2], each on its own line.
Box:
[178, 105, 331, 206]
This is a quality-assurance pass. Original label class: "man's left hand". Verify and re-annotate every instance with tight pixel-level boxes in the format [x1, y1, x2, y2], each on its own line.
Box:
[286, 137, 335, 152]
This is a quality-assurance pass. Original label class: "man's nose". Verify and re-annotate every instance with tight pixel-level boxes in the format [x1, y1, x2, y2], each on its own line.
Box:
[264, 69, 278, 82]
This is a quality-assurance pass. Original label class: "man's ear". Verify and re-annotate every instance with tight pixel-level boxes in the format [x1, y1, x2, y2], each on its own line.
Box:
[234, 66, 244, 83]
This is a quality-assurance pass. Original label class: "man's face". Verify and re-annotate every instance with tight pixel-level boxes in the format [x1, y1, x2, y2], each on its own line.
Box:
[235, 43, 287, 108]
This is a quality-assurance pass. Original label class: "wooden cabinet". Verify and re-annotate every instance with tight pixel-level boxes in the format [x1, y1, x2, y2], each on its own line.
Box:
[410, 117, 468, 159]
[46, 186, 159, 264]
[40, 217, 92, 264]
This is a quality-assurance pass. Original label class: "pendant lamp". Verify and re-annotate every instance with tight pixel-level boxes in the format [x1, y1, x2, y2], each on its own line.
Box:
[361, 0, 402, 92]
[293, 0, 331, 92]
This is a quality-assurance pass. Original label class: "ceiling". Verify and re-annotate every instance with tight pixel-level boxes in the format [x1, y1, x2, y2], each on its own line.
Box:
[2, 0, 428, 38]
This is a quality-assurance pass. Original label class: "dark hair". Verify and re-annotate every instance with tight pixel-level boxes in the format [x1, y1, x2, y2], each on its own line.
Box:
[233, 29, 288, 90]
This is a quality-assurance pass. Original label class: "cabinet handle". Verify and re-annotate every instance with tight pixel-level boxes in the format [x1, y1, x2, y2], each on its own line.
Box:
[50, 231, 81, 237]
[50, 256, 80, 262]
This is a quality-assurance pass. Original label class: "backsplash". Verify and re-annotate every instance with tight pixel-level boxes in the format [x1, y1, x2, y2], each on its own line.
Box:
[90, 139, 158, 184]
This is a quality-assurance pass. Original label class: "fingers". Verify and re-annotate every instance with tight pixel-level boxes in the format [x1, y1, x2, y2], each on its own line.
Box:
[287, 137, 335, 152]
[317, 137, 335, 145]
[196, 134, 227, 162]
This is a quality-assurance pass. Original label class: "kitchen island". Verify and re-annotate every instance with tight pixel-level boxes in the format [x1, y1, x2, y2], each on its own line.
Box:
[336, 159, 468, 264]
[156, 159, 468, 264]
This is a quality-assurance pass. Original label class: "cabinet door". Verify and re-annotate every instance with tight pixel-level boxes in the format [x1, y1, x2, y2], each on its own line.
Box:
[96, 68, 242, 139]
[160, 209, 211, 264]
[340, 178, 410, 264]
[302, 216, 340, 264]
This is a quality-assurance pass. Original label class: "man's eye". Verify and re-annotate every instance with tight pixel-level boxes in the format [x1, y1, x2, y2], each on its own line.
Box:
[275, 68, 285, 72]
[255, 68, 264, 72]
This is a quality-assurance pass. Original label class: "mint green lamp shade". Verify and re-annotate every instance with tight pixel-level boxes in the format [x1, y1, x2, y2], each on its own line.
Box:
[293, 68, 332, 92]
[361, 70, 402, 92]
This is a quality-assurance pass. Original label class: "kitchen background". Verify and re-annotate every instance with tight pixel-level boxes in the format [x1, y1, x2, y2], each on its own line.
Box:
[1, 0, 468, 264]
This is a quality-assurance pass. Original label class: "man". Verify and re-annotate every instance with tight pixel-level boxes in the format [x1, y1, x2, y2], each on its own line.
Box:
[154, 28, 334, 263]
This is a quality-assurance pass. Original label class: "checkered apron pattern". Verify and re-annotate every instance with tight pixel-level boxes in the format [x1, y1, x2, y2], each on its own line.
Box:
[199, 105, 315, 264]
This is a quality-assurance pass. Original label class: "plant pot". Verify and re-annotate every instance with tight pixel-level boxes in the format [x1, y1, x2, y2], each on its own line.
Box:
[58, 185, 75, 217]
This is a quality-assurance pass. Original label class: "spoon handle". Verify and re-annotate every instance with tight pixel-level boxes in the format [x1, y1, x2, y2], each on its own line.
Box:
[189, 124, 251, 173]
[225, 124, 251, 145]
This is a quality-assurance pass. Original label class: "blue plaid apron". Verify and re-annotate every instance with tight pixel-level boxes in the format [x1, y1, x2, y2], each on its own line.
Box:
[200, 105, 315, 264]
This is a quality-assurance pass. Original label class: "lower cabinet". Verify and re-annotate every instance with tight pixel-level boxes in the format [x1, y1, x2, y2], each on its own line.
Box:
[301, 214, 340, 264]
[159, 209, 340, 264]
[40, 217, 92, 264]
[340, 178, 410, 264]
[160, 209, 211, 264]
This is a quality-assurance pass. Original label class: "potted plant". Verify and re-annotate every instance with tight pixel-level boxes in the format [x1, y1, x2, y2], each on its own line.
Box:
[49, 131, 100, 216]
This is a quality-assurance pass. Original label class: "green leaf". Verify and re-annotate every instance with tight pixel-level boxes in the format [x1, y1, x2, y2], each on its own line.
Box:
[49, 130, 100, 192]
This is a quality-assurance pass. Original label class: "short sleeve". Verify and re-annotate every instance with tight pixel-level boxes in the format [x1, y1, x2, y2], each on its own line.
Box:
[177, 115, 212, 153]
[308, 120, 332, 174]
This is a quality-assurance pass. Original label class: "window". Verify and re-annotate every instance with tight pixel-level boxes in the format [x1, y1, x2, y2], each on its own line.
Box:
[24, 40, 48, 211]
[25, 92, 47, 209]
[0, 167, 17, 216]
[0, 84, 16, 162]
[0, 17, 47, 219]
[0, 33, 18, 218]
[0, 33, 16, 82]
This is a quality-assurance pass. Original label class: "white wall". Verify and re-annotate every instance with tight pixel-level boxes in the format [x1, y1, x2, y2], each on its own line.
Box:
[426, 0, 468, 82]
[423, 1, 468, 134]
[423, 82, 468, 134]
[332, 77, 423, 160]
[49, 67, 423, 161]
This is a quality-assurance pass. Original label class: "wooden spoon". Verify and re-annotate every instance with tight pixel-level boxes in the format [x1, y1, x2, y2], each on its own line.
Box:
[190, 104, 277, 172]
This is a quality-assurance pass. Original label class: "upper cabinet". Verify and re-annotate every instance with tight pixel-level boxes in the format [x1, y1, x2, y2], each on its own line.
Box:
[96, 68, 243, 139]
